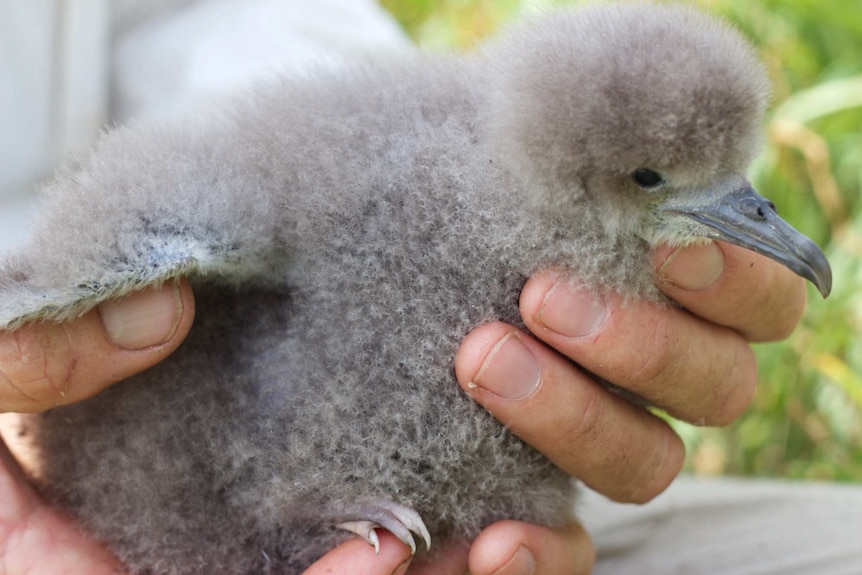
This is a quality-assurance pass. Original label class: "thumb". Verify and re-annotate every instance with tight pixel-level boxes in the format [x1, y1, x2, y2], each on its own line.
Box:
[0, 281, 194, 413]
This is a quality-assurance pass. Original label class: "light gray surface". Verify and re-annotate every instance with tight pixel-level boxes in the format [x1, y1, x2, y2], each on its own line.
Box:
[581, 475, 862, 575]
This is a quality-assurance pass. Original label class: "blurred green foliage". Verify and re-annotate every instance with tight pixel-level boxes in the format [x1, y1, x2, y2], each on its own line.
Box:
[381, 0, 862, 480]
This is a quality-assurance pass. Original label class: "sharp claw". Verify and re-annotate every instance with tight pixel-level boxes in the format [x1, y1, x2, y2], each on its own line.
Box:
[368, 527, 381, 554]
[337, 520, 381, 554]
[404, 534, 417, 555]
[419, 523, 431, 552]
[337, 499, 431, 555]
[381, 503, 431, 552]
[370, 511, 417, 554]
[333, 499, 431, 555]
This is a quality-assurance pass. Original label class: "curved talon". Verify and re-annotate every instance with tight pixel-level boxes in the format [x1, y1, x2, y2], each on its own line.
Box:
[377, 501, 431, 552]
[337, 520, 381, 554]
[364, 509, 418, 554]
[332, 499, 431, 555]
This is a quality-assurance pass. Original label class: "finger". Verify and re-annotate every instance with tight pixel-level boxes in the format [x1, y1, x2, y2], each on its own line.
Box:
[303, 531, 413, 575]
[468, 521, 594, 575]
[407, 540, 470, 575]
[0, 441, 123, 575]
[519, 272, 757, 426]
[456, 322, 684, 503]
[0, 281, 194, 413]
[655, 241, 808, 342]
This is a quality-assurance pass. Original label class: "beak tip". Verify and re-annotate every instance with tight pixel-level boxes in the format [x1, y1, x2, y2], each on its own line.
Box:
[669, 185, 833, 299]
[815, 274, 832, 299]
[801, 241, 832, 299]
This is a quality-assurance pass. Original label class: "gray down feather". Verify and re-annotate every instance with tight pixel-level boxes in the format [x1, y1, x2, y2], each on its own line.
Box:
[0, 4, 829, 574]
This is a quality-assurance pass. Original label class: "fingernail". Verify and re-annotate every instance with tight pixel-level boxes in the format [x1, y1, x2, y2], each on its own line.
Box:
[492, 545, 536, 575]
[659, 242, 725, 291]
[99, 283, 183, 350]
[535, 282, 608, 337]
[391, 557, 412, 575]
[471, 332, 541, 400]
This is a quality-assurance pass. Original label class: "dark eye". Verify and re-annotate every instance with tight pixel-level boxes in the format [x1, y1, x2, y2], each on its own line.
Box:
[632, 169, 664, 189]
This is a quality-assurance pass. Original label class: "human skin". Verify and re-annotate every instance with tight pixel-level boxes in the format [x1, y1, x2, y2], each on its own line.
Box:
[0, 241, 806, 575]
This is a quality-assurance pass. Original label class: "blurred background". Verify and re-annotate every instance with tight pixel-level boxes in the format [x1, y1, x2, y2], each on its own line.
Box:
[1, 0, 860, 483]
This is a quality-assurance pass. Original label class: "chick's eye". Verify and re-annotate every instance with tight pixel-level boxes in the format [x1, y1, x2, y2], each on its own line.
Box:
[632, 168, 664, 189]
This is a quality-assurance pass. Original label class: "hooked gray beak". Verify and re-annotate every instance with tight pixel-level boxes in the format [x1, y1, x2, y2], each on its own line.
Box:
[673, 186, 832, 298]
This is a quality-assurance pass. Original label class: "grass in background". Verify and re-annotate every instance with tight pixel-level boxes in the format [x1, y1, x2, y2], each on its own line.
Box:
[380, 0, 862, 481]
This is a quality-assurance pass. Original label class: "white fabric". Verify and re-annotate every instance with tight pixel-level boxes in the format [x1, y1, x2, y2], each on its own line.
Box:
[0, 2, 55, 196]
[0, 0, 108, 250]
[0, 0, 409, 251]
[111, 0, 412, 122]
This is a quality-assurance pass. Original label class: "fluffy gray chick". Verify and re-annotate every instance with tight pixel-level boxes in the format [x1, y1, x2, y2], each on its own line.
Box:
[1, 4, 831, 574]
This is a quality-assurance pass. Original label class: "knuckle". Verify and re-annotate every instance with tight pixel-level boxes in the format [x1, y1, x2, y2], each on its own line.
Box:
[611, 449, 661, 503]
[547, 385, 606, 454]
[707, 344, 757, 425]
[621, 315, 677, 391]
[756, 278, 807, 342]
[625, 429, 682, 503]
[735, 268, 807, 342]
[0, 326, 75, 412]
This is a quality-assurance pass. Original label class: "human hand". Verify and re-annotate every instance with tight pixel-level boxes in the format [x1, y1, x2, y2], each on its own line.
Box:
[0, 282, 194, 574]
[0, 280, 582, 575]
[450, 240, 807, 574]
[311, 240, 806, 575]
[0, 281, 413, 575]
[0, 240, 807, 575]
